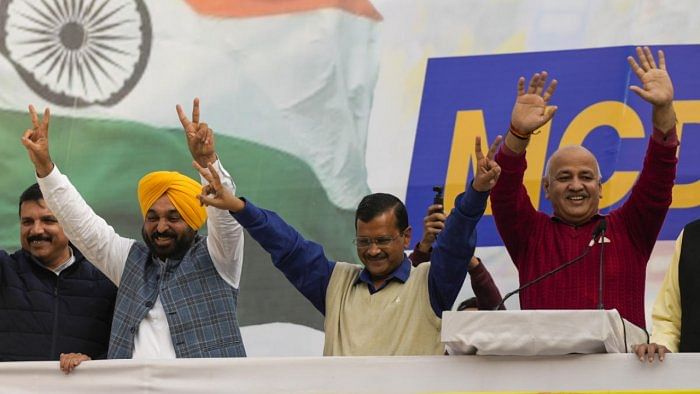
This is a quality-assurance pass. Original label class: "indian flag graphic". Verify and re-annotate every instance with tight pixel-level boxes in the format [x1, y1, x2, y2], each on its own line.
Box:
[0, 0, 381, 259]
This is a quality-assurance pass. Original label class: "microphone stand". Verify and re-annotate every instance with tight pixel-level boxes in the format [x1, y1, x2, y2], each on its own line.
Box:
[596, 222, 606, 310]
[494, 220, 606, 311]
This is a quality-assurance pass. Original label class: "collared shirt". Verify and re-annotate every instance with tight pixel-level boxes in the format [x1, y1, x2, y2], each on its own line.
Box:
[355, 258, 411, 293]
[49, 247, 76, 275]
[37, 159, 244, 360]
[650, 231, 683, 352]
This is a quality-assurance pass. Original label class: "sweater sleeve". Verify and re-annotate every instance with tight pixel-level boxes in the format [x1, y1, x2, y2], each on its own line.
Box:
[232, 200, 335, 314]
[469, 261, 504, 310]
[615, 128, 678, 259]
[490, 145, 539, 267]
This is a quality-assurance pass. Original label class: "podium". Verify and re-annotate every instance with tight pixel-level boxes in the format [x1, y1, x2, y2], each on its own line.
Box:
[442, 309, 648, 356]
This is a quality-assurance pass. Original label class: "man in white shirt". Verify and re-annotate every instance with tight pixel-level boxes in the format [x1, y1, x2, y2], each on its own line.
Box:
[21, 99, 245, 373]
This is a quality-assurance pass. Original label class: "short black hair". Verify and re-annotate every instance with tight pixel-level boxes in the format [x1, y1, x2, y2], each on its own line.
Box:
[355, 193, 408, 232]
[19, 183, 44, 216]
[457, 297, 478, 311]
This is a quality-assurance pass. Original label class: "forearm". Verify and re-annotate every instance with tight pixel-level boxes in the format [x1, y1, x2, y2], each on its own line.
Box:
[469, 262, 504, 310]
[408, 242, 431, 267]
[232, 200, 334, 314]
[652, 103, 676, 133]
[204, 159, 244, 288]
[36, 166, 132, 285]
[428, 185, 489, 316]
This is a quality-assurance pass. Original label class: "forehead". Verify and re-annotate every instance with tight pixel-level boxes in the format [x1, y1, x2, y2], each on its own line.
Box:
[147, 194, 178, 214]
[550, 148, 598, 174]
[20, 199, 53, 217]
[356, 211, 399, 235]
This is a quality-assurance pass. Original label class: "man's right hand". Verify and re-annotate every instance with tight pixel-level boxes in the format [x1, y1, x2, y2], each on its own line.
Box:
[194, 161, 245, 212]
[21, 105, 54, 178]
[510, 71, 558, 135]
[633, 342, 671, 363]
[416, 204, 445, 253]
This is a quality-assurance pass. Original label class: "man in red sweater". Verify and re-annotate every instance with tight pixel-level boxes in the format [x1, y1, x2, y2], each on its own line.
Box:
[490, 46, 678, 329]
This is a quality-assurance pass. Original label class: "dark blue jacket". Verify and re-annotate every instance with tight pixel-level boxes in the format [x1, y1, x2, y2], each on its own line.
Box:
[0, 247, 117, 361]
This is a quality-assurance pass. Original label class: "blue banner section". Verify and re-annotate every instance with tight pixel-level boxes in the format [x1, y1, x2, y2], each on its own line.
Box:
[407, 45, 700, 246]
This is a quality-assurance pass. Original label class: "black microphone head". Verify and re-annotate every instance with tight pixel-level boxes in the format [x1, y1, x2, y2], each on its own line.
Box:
[592, 218, 607, 239]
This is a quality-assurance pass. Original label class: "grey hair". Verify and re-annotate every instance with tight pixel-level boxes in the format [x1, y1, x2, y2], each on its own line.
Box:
[544, 146, 602, 182]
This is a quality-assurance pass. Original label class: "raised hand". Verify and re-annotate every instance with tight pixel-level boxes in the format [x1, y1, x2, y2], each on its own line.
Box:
[511, 72, 558, 134]
[177, 98, 217, 167]
[193, 161, 245, 212]
[417, 204, 445, 253]
[628, 47, 673, 108]
[627, 46, 676, 132]
[21, 105, 54, 177]
[472, 135, 503, 192]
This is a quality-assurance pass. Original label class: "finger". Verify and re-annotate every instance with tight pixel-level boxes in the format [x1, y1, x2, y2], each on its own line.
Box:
[629, 86, 651, 101]
[657, 49, 666, 70]
[644, 46, 657, 69]
[527, 73, 539, 94]
[516, 76, 525, 96]
[633, 344, 645, 361]
[487, 135, 503, 161]
[627, 56, 645, 80]
[474, 136, 484, 161]
[198, 123, 209, 141]
[176, 104, 192, 131]
[658, 346, 667, 362]
[42, 108, 50, 131]
[425, 222, 445, 231]
[543, 106, 558, 123]
[192, 160, 213, 183]
[192, 97, 200, 124]
[205, 127, 214, 146]
[28, 105, 39, 129]
[543, 79, 558, 103]
[647, 343, 657, 363]
[636, 46, 650, 71]
[427, 204, 443, 214]
[206, 162, 222, 187]
[535, 71, 548, 96]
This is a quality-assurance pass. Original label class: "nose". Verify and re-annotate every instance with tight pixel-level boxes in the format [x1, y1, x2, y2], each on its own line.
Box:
[156, 218, 170, 233]
[29, 221, 45, 235]
[365, 242, 382, 256]
[568, 177, 584, 191]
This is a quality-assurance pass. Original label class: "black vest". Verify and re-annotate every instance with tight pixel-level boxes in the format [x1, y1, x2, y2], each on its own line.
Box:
[0, 248, 117, 361]
[679, 219, 700, 352]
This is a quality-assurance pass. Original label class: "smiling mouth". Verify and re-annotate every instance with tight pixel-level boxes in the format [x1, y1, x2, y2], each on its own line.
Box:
[153, 237, 174, 246]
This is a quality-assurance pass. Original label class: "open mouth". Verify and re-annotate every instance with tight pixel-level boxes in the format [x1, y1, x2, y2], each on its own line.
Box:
[153, 236, 175, 247]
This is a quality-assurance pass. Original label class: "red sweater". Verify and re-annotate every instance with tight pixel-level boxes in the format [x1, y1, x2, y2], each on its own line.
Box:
[491, 129, 678, 328]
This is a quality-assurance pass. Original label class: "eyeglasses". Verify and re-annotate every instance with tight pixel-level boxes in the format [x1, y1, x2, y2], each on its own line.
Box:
[353, 234, 403, 249]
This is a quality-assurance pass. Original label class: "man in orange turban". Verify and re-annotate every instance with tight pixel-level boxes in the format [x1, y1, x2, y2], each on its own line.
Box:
[22, 99, 247, 373]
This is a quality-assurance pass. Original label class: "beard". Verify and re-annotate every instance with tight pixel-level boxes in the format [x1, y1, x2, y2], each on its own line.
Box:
[141, 226, 196, 261]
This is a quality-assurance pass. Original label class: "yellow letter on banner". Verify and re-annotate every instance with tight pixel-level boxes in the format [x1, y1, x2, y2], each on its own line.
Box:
[671, 100, 700, 209]
[444, 110, 552, 214]
[561, 101, 644, 209]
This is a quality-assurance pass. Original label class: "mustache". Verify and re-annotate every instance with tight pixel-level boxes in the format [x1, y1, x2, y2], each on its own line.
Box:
[151, 230, 177, 239]
[27, 234, 52, 242]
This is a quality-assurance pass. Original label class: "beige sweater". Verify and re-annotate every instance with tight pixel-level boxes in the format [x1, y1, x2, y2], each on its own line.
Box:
[323, 262, 443, 356]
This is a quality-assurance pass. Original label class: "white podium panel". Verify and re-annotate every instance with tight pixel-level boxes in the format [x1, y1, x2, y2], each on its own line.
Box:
[442, 309, 648, 355]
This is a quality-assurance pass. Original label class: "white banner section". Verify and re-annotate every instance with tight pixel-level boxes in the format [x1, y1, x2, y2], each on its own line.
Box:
[1, 354, 699, 393]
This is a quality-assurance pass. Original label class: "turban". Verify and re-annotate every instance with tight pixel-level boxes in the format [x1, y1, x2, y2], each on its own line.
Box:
[137, 171, 207, 230]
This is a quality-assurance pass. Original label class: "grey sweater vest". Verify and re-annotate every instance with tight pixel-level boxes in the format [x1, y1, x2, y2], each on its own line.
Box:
[108, 237, 245, 358]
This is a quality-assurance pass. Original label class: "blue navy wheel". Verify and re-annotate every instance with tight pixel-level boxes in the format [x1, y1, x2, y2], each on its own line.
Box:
[0, 0, 151, 107]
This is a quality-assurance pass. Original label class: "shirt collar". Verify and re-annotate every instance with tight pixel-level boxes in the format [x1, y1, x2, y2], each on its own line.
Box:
[50, 246, 76, 276]
[355, 256, 412, 292]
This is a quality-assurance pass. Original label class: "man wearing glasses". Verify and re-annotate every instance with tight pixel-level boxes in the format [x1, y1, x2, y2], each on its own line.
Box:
[192, 135, 502, 356]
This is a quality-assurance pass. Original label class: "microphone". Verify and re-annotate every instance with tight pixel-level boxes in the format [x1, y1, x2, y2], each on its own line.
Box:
[493, 219, 607, 310]
[596, 218, 607, 310]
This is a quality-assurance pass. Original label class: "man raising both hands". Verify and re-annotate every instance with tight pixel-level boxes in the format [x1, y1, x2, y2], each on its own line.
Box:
[490, 47, 678, 329]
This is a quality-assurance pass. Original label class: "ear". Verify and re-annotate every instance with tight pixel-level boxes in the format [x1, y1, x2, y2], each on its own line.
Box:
[598, 180, 603, 199]
[542, 177, 551, 200]
[402, 226, 412, 248]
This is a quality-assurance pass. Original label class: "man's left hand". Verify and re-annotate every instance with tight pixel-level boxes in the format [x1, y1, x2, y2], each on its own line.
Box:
[59, 352, 91, 374]
[177, 97, 217, 167]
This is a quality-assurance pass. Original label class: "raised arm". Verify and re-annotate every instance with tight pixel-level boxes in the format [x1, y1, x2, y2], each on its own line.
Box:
[427, 136, 501, 316]
[177, 98, 244, 288]
[505, 72, 558, 154]
[194, 162, 334, 314]
[22, 106, 134, 285]
[618, 48, 678, 254]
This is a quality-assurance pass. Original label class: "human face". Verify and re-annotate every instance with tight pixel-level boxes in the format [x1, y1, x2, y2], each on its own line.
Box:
[142, 194, 196, 260]
[544, 147, 602, 226]
[355, 210, 411, 287]
[20, 199, 71, 269]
